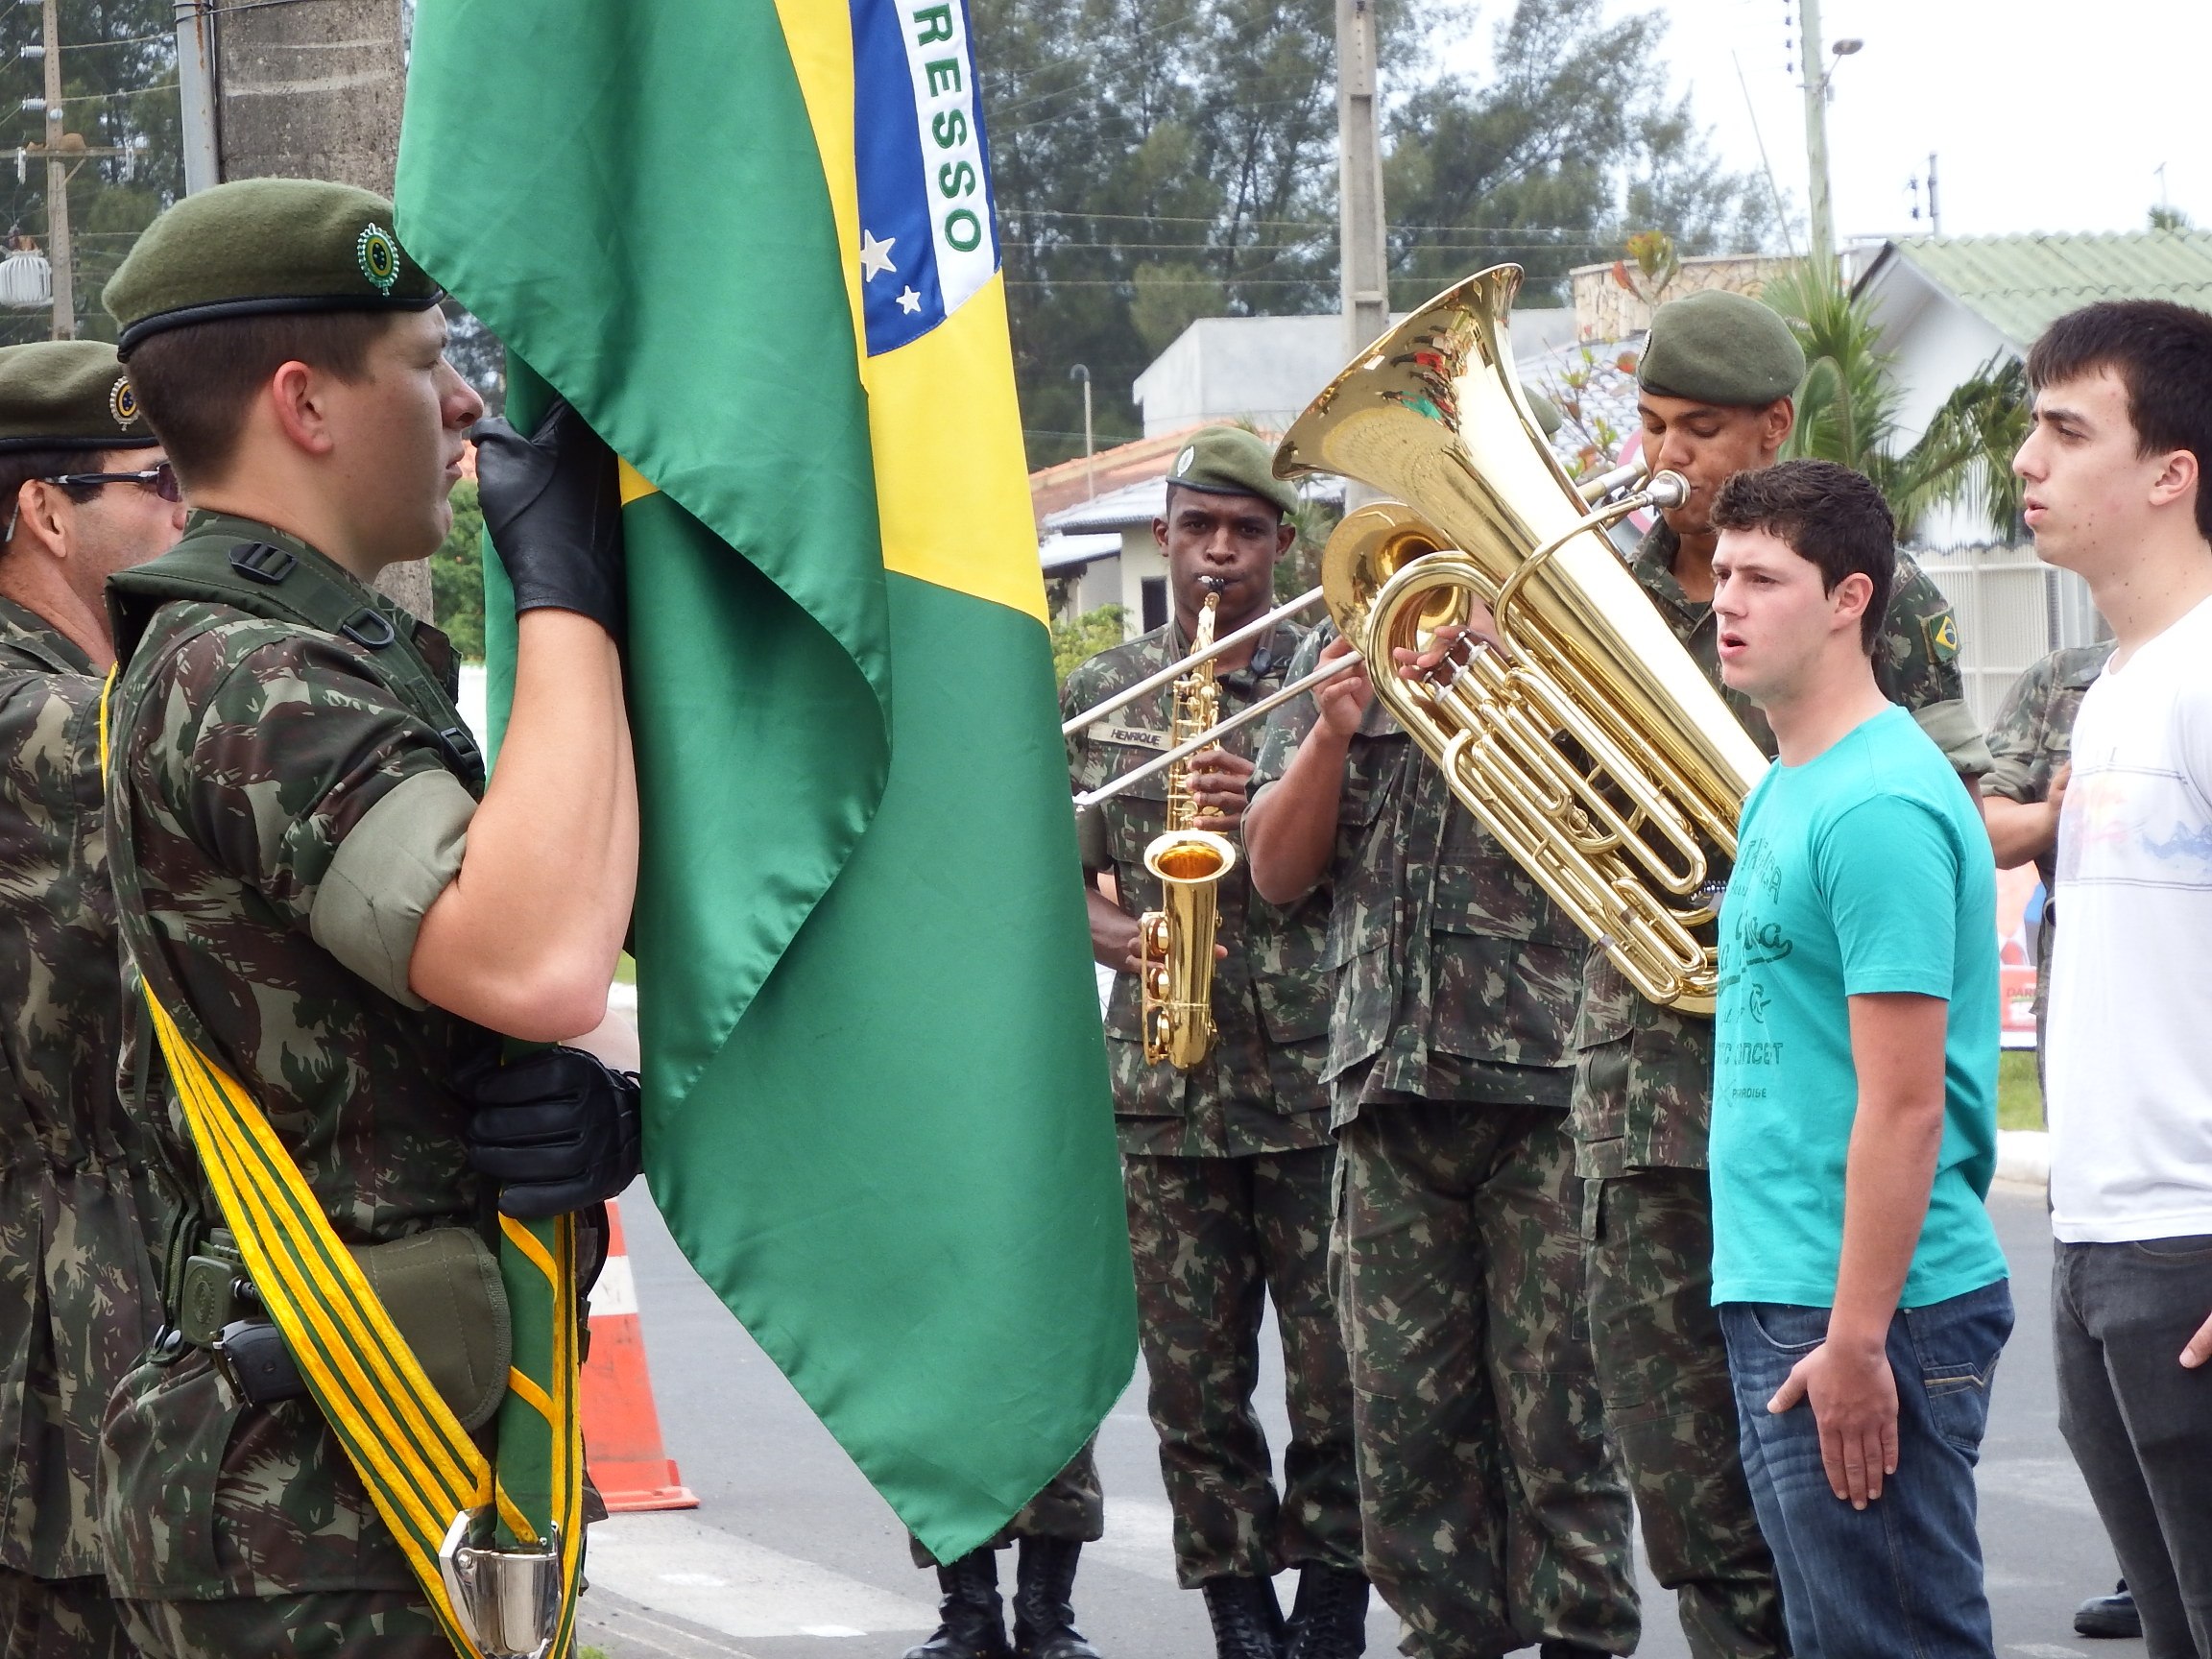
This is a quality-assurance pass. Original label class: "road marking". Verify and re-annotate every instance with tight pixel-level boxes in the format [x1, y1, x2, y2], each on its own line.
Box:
[2007, 1646, 2088, 1657]
[587, 1511, 937, 1638]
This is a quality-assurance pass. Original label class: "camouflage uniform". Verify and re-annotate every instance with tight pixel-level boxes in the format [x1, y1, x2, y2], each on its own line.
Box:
[1569, 522, 1991, 1657]
[0, 597, 168, 1658]
[1982, 643, 2109, 1051]
[98, 515, 500, 1659]
[1252, 624, 1638, 1659]
[1060, 618, 1360, 1590]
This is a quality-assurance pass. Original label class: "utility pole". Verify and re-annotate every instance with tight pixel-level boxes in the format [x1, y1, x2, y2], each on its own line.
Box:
[174, 1, 218, 194]
[39, 0, 69, 338]
[1926, 151, 1941, 237]
[214, 0, 404, 190]
[1335, 0, 1388, 360]
[1797, 0, 1836, 278]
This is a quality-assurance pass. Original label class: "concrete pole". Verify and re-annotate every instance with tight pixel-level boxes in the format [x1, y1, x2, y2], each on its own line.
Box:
[1335, 0, 1389, 360]
[41, 0, 70, 339]
[1798, 0, 1838, 281]
[174, 1, 219, 195]
[213, 0, 431, 617]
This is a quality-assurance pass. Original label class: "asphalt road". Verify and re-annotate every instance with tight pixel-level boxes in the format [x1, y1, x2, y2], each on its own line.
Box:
[574, 1179, 2138, 1659]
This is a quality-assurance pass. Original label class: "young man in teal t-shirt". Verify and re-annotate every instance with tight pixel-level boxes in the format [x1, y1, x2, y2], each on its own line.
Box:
[1707, 459, 2009, 1659]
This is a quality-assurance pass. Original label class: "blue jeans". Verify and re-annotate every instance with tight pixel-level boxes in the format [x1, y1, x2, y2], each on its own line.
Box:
[1719, 1279, 2013, 1659]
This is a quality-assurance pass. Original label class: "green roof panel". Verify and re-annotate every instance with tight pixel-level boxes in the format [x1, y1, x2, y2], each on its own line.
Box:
[1878, 230, 2212, 348]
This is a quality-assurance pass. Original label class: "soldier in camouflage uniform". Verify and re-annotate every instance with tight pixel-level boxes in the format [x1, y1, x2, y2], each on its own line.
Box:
[95, 181, 638, 1658]
[1057, 428, 1363, 1659]
[1981, 644, 2109, 1052]
[1245, 609, 1639, 1647]
[0, 340, 186, 1658]
[1567, 291, 1992, 1657]
[1980, 643, 2135, 1644]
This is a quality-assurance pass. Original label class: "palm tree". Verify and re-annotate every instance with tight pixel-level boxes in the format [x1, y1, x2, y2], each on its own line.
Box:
[1761, 264, 2028, 541]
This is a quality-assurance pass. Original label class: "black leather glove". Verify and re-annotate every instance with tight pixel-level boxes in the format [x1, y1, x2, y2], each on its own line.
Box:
[458, 1046, 642, 1218]
[471, 397, 626, 637]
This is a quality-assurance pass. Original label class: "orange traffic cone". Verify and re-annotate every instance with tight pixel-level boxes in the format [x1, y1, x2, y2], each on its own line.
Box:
[581, 1198, 700, 1510]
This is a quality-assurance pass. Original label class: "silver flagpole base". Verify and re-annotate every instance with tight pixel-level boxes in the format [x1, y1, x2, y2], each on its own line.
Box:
[440, 1509, 561, 1659]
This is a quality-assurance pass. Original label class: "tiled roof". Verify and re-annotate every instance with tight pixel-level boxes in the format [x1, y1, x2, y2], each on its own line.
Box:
[1028, 425, 1208, 527]
[1864, 230, 2212, 348]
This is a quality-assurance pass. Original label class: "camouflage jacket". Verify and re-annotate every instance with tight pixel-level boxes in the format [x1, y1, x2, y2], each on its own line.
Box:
[1065, 616, 1334, 1157]
[99, 514, 497, 1600]
[0, 598, 167, 1580]
[1984, 643, 2110, 1021]
[1571, 520, 1993, 1174]
[1250, 625, 1582, 1128]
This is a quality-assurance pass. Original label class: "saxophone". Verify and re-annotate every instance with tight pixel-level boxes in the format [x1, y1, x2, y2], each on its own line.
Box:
[1137, 592, 1238, 1068]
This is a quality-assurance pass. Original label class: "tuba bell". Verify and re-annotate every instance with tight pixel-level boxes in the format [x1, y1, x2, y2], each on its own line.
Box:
[1276, 264, 1768, 1013]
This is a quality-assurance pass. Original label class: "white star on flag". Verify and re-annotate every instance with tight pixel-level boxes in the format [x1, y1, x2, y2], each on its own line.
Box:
[896, 287, 923, 314]
[859, 228, 897, 281]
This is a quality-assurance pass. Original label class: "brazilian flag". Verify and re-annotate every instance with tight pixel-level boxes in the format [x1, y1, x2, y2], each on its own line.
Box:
[397, 0, 1135, 1559]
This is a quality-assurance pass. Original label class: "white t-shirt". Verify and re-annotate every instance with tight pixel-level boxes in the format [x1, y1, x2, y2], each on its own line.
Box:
[2046, 592, 2212, 1243]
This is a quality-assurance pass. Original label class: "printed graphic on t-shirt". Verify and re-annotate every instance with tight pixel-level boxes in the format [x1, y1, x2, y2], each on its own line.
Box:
[1716, 831, 1788, 1099]
[2058, 764, 2212, 891]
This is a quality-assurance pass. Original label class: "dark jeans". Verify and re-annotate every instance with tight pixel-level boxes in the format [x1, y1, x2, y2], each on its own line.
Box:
[1719, 1279, 2013, 1659]
[2054, 1235, 2212, 1659]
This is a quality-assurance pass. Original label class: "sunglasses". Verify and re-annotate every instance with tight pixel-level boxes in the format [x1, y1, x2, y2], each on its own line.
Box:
[41, 461, 181, 502]
[4, 461, 181, 544]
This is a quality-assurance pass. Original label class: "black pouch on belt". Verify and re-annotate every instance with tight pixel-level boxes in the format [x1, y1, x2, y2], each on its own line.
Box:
[202, 1228, 513, 1430]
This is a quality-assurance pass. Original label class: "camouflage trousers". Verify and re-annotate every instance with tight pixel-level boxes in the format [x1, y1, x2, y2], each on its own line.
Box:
[1582, 1166, 1787, 1659]
[910, 1443, 1104, 1568]
[1123, 1148, 1361, 1588]
[1334, 1098, 1639, 1659]
[116, 1591, 444, 1659]
[0, 1569, 137, 1659]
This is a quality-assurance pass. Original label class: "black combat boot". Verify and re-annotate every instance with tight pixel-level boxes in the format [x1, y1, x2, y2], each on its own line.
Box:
[1535, 1645, 1612, 1658]
[904, 1548, 1015, 1659]
[1284, 1563, 1368, 1659]
[1200, 1575, 1286, 1659]
[1010, 1537, 1103, 1659]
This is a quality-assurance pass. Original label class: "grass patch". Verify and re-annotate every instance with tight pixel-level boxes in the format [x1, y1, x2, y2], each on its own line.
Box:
[1998, 1050, 2043, 1132]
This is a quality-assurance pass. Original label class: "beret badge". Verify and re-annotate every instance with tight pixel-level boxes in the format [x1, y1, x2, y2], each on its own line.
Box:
[355, 223, 401, 296]
[109, 375, 139, 428]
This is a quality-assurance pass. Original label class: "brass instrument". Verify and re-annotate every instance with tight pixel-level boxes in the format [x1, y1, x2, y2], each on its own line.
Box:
[1137, 593, 1236, 1068]
[1069, 264, 1767, 1012]
[1276, 264, 1768, 1012]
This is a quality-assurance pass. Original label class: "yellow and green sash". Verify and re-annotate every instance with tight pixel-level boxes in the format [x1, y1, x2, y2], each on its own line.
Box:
[103, 631, 586, 1656]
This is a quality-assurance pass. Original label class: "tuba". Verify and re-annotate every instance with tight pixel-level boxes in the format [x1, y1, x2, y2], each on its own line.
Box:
[1276, 264, 1768, 1013]
[1137, 594, 1236, 1068]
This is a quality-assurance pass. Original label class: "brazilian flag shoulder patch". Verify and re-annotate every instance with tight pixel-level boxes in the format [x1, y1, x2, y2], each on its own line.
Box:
[1921, 613, 1960, 664]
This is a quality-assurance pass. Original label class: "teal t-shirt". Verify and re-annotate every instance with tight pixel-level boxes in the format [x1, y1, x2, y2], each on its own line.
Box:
[1711, 703, 2007, 1309]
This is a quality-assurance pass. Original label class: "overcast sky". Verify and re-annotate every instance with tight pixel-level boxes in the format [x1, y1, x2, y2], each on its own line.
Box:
[1629, 0, 2211, 247]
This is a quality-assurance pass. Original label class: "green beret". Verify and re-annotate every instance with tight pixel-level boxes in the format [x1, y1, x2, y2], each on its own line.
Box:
[104, 178, 443, 358]
[1637, 289, 1806, 408]
[0, 341, 156, 453]
[1168, 424, 1299, 517]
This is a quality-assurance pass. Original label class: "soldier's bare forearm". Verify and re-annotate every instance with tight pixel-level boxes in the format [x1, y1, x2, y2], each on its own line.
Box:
[410, 610, 639, 1041]
[1087, 883, 1141, 973]
[1981, 790, 2059, 869]
[1244, 723, 1351, 905]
